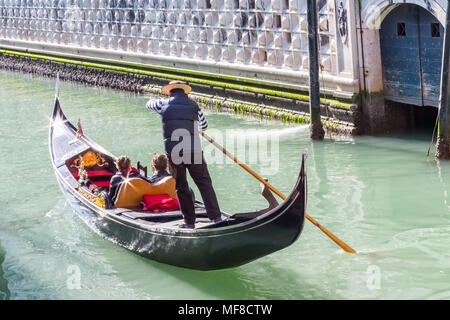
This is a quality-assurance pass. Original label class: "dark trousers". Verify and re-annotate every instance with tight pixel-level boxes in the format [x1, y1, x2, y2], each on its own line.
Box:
[168, 153, 221, 225]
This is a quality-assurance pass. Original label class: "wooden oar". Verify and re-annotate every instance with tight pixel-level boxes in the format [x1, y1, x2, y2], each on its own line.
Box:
[201, 131, 356, 253]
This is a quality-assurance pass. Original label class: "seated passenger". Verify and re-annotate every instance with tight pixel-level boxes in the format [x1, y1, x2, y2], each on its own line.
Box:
[147, 153, 171, 184]
[147, 153, 196, 203]
[107, 155, 133, 205]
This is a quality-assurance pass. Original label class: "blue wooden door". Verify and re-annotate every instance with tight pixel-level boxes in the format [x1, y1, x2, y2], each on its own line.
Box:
[380, 5, 443, 107]
[419, 9, 444, 106]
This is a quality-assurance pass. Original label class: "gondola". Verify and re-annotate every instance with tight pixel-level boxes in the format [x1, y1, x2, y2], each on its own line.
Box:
[49, 90, 307, 271]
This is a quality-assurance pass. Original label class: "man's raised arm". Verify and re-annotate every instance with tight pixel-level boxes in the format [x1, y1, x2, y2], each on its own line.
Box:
[146, 98, 164, 115]
[198, 109, 208, 131]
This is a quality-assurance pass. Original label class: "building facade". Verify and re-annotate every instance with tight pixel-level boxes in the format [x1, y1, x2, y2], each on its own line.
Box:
[0, 0, 447, 132]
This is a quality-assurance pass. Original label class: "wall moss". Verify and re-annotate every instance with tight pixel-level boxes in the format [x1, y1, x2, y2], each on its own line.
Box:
[0, 49, 358, 135]
[0, 48, 353, 110]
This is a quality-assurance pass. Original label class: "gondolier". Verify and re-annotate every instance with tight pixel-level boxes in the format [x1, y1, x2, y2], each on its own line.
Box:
[146, 80, 222, 229]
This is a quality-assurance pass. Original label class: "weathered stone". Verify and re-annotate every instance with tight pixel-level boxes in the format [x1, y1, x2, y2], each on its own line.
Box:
[436, 137, 450, 159]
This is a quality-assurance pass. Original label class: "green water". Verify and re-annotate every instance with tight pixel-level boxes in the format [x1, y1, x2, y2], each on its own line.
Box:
[1, 70, 450, 300]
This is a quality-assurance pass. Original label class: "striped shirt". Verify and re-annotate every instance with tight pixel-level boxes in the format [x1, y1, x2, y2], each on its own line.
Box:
[146, 98, 208, 131]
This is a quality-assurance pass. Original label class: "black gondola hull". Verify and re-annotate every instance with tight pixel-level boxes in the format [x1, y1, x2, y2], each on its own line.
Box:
[50, 97, 307, 270]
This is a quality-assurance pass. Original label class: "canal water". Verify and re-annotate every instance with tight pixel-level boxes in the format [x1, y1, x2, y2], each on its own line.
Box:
[1, 69, 450, 300]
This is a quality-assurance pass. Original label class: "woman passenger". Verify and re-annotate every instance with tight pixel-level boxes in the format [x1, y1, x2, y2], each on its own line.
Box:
[148, 153, 196, 203]
[147, 153, 171, 184]
[107, 155, 132, 206]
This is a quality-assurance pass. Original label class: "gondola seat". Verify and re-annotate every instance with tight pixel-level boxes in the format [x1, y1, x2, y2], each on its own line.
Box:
[114, 176, 177, 209]
[71, 170, 113, 188]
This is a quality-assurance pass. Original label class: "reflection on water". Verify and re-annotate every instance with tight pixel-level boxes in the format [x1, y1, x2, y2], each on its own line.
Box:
[0, 241, 10, 300]
[309, 141, 330, 216]
[436, 160, 450, 215]
[1, 69, 450, 299]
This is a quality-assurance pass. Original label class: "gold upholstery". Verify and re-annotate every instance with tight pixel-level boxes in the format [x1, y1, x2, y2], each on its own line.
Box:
[114, 177, 177, 209]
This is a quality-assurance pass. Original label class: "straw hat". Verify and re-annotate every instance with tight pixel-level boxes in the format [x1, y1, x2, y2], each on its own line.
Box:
[161, 80, 192, 95]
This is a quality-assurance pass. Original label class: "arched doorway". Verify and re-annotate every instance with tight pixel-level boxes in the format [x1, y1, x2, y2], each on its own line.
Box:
[379, 4, 444, 108]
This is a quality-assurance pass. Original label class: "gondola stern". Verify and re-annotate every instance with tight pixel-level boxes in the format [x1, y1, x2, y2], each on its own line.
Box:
[278, 150, 307, 241]
[286, 151, 307, 211]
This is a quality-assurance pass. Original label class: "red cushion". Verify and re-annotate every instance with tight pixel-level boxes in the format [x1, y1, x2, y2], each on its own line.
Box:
[142, 194, 180, 212]
[71, 170, 113, 179]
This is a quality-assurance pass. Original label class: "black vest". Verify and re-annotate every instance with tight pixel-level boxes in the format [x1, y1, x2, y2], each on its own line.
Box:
[161, 91, 202, 155]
